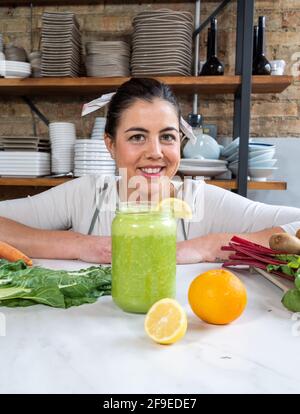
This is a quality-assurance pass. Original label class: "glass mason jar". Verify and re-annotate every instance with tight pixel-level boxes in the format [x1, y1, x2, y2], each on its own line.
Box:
[111, 203, 177, 314]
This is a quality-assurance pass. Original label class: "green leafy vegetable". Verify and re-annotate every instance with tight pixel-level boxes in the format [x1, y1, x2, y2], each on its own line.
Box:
[0, 259, 111, 308]
[267, 256, 300, 313]
[282, 289, 300, 312]
[267, 254, 300, 278]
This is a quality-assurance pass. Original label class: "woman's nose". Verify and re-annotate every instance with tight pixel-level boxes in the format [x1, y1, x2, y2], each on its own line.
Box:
[145, 138, 163, 159]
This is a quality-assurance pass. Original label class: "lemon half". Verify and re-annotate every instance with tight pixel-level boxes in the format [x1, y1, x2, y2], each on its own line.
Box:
[157, 197, 192, 219]
[144, 298, 188, 345]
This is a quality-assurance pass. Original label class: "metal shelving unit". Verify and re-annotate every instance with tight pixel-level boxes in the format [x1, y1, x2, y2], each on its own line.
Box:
[193, 0, 255, 196]
[0, 0, 291, 196]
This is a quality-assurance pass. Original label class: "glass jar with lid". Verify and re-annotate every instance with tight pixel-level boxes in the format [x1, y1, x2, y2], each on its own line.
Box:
[111, 202, 177, 314]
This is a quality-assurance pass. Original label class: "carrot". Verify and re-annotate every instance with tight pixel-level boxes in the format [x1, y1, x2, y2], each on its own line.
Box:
[0, 241, 32, 266]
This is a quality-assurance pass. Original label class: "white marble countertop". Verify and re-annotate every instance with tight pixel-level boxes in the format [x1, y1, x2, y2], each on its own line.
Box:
[0, 259, 300, 394]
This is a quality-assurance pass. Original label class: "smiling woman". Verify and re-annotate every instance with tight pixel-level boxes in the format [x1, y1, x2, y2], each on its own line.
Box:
[0, 77, 300, 264]
[104, 78, 181, 201]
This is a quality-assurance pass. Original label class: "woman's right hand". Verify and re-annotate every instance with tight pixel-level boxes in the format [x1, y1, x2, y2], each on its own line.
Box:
[78, 235, 112, 264]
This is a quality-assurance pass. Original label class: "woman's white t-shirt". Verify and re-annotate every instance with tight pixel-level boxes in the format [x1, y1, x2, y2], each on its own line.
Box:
[0, 175, 300, 240]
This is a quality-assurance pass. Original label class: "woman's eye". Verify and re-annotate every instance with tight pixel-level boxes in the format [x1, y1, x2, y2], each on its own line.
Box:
[129, 134, 146, 142]
[161, 134, 176, 142]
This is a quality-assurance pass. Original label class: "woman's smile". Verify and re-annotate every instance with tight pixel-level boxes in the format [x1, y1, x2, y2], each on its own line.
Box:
[138, 165, 167, 178]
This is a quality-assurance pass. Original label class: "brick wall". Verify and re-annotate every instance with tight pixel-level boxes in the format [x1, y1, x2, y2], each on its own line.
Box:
[0, 0, 299, 142]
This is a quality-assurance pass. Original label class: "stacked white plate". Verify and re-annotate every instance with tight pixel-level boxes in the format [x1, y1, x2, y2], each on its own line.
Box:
[222, 138, 278, 181]
[74, 139, 115, 177]
[0, 151, 50, 177]
[1, 136, 50, 152]
[0, 60, 31, 78]
[41, 12, 82, 77]
[178, 158, 228, 178]
[85, 41, 130, 77]
[49, 122, 76, 174]
[91, 117, 106, 140]
[131, 9, 193, 76]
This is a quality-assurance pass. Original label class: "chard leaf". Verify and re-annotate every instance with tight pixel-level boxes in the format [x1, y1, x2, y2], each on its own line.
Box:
[18, 286, 66, 308]
[0, 260, 111, 308]
[0, 259, 27, 275]
[0, 286, 31, 299]
[0, 298, 36, 307]
[0, 286, 65, 307]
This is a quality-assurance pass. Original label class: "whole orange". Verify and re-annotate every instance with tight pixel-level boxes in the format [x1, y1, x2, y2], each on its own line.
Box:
[188, 269, 247, 325]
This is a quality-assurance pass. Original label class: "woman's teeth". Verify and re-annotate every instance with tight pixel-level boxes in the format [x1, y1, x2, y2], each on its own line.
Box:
[140, 167, 162, 174]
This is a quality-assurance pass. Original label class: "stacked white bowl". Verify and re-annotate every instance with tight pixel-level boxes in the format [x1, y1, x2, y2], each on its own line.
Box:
[49, 122, 76, 174]
[74, 139, 115, 177]
[91, 117, 106, 140]
[222, 138, 277, 181]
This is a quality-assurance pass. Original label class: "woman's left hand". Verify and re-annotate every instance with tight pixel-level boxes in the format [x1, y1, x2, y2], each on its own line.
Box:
[176, 234, 230, 264]
[176, 239, 215, 264]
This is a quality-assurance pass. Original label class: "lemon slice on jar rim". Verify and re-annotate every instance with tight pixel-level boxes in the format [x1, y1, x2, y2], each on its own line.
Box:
[144, 298, 188, 345]
[156, 197, 193, 219]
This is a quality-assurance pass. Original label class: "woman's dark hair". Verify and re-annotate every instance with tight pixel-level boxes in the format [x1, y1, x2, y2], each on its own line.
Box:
[105, 78, 181, 139]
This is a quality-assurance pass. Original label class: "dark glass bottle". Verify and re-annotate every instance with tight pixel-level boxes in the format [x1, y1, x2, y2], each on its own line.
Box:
[206, 28, 212, 61]
[200, 18, 224, 76]
[253, 16, 271, 75]
[253, 25, 258, 64]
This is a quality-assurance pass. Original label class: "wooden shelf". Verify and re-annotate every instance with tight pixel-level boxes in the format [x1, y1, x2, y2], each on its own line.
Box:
[0, 76, 293, 97]
[0, 177, 287, 191]
[0, 177, 73, 187]
[206, 180, 287, 191]
[1, 0, 169, 5]
[1, 0, 100, 4]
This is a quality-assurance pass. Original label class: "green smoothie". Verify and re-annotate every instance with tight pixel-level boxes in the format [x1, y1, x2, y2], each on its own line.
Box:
[112, 205, 177, 314]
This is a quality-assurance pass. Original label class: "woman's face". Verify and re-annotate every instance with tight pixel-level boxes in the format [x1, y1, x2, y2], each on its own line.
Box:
[105, 98, 181, 199]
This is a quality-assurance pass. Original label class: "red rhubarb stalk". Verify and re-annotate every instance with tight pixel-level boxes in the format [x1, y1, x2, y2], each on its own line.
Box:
[229, 243, 286, 265]
[231, 235, 283, 255]
[222, 236, 296, 282]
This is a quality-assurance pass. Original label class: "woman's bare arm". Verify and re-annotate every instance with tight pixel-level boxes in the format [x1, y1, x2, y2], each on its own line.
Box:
[176, 226, 285, 264]
[0, 216, 111, 263]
